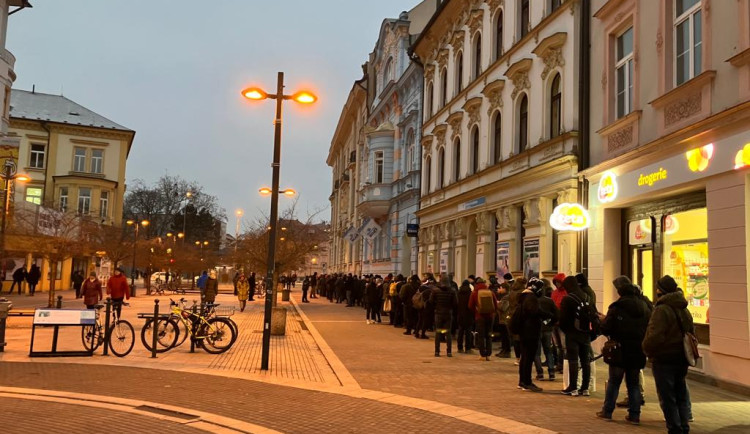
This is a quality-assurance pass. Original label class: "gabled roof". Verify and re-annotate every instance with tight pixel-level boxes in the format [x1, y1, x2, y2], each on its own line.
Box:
[10, 89, 133, 132]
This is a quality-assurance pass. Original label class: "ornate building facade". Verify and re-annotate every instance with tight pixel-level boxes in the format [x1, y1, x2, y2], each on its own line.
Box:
[412, 0, 582, 283]
[585, 0, 750, 388]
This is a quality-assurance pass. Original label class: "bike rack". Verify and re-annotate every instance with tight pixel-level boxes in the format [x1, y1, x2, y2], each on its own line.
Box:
[29, 308, 96, 357]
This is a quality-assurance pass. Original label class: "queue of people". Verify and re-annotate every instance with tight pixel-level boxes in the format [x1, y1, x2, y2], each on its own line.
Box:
[313, 270, 695, 434]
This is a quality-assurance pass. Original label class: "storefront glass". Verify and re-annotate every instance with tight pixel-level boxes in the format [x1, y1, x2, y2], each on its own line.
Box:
[662, 208, 709, 325]
[629, 218, 654, 301]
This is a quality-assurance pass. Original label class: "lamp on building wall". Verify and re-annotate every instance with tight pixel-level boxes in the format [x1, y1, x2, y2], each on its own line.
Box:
[0, 159, 29, 259]
[241, 72, 317, 371]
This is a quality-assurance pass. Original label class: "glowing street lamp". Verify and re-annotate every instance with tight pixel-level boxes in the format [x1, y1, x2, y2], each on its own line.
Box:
[241, 72, 317, 371]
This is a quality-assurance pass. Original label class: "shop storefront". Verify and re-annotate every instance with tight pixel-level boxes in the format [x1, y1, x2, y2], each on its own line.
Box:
[587, 128, 750, 388]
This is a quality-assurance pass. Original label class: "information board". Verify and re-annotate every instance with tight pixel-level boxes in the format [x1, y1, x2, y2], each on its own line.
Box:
[34, 309, 96, 326]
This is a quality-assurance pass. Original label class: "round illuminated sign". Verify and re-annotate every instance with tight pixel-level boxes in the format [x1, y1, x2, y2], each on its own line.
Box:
[597, 171, 618, 203]
[735, 143, 750, 170]
[685, 143, 714, 172]
[550, 203, 591, 231]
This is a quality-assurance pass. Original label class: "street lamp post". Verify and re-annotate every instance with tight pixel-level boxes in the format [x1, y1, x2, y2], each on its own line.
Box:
[241, 72, 316, 370]
[234, 209, 243, 253]
[126, 219, 149, 297]
[195, 240, 209, 262]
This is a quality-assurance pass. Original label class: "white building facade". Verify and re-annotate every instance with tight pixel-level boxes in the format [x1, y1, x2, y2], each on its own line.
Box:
[412, 0, 583, 283]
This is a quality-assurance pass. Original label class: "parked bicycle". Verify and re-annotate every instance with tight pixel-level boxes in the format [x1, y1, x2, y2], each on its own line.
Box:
[141, 298, 236, 354]
[81, 300, 135, 357]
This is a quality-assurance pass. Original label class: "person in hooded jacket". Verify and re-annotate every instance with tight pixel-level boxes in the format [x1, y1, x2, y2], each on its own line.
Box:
[559, 276, 594, 396]
[106, 268, 130, 318]
[575, 273, 597, 306]
[365, 277, 381, 324]
[456, 279, 475, 353]
[431, 276, 458, 356]
[81, 272, 102, 309]
[204, 270, 219, 304]
[400, 275, 420, 335]
[643, 275, 694, 434]
[515, 279, 552, 392]
[597, 276, 653, 425]
[468, 278, 498, 361]
[414, 276, 435, 339]
[551, 272, 568, 373]
[534, 278, 559, 381]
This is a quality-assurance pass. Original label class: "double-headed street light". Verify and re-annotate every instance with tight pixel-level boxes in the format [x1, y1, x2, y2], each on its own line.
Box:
[166, 232, 184, 244]
[195, 240, 209, 262]
[241, 72, 317, 371]
[126, 219, 149, 297]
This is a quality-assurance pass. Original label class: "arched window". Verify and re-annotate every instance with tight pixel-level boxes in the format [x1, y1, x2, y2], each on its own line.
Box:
[438, 147, 445, 187]
[519, 0, 530, 38]
[456, 52, 464, 94]
[492, 111, 502, 163]
[473, 33, 482, 79]
[383, 58, 393, 86]
[550, 73, 562, 138]
[426, 82, 434, 117]
[518, 94, 529, 153]
[440, 68, 448, 107]
[495, 11, 504, 61]
[471, 126, 480, 174]
[425, 155, 432, 192]
[405, 129, 415, 172]
[454, 137, 462, 181]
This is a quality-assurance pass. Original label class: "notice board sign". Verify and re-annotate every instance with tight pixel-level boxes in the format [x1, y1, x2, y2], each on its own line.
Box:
[34, 309, 96, 326]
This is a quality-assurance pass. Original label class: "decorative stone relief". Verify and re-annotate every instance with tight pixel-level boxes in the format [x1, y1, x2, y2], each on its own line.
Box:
[656, 29, 663, 53]
[437, 48, 450, 69]
[468, 9, 484, 34]
[466, 101, 482, 127]
[541, 47, 565, 79]
[441, 221, 453, 239]
[425, 63, 436, 80]
[537, 199, 548, 224]
[607, 125, 634, 153]
[476, 211, 492, 234]
[454, 218, 466, 237]
[484, 0, 504, 10]
[451, 30, 466, 52]
[435, 128, 447, 148]
[511, 71, 531, 99]
[664, 92, 702, 126]
[448, 115, 464, 139]
[522, 201, 532, 224]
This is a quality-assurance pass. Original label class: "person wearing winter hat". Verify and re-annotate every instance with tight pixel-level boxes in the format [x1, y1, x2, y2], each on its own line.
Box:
[468, 277, 498, 361]
[534, 278, 559, 381]
[559, 276, 593, 396]
[643, 275, 694, 434]
[502, 272, 515, 284]
[515, 278, 553, 392]
[576, 273, 597, 306]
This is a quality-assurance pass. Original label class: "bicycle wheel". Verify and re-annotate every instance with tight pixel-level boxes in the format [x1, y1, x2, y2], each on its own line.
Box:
[140, 318, 179, 353]
[200, 317, 237, 354]
[109, 320, 135, 357]
[81, 325, 102, 351]
[174, 317, 190, 347]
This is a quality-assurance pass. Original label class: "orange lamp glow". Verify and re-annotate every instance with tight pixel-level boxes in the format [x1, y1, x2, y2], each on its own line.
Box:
[281, 189, 296, 197]
[242, 87, 268, 101]
[259, 187, 272, 195]
[15, 175, 30, 182]
[291, 91, 317, 104]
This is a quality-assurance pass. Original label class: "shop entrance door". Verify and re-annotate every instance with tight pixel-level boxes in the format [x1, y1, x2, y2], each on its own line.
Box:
[631, 247, 654, 301]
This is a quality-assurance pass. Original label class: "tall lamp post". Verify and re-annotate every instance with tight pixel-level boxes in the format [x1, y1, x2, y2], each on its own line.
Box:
[0, 159, 29, 257]
[195, 240, 209, 262]
[241, 72, 316, 370]
[126, 219, 149, 297]
[234, 209, 243, 253]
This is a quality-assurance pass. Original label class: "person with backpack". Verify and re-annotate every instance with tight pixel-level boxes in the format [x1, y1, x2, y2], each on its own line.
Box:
[494, 282, 512, 358]
[390, 275, 405, 327]
[430, 276, 458, 357]
[468, 277, 498, 361]
[512, 278, 553, 392]
[559, 276, 598, 396]
[551, 272, 568, 373]
[401, 275, 420, 335]
[456, 279, 475, 353]
[642, 275, 694, 434]
[597, 276, 652, 425]
[413, 275, 435, 339]
[507, 279, 527, 364]
[534, 278, 559, 381]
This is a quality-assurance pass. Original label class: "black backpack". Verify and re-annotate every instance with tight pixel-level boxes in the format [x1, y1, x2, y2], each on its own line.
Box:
[569, 293, 602, 340]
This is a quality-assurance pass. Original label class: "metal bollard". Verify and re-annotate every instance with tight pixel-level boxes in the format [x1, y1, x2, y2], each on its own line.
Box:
[151, 299, 159, 359]
[103, 297, 112, 356]
[56, 295, 63, 309]
[189, 303, 197, 353]
[0, 299, 12, 352]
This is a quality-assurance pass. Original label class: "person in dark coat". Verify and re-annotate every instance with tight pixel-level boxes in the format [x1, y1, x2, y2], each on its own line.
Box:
[456, 279, 475, 353]
[576, 273, 597, 306]
[72, 270, 84, 298]
[643, 275, 694, 434]
[516, 279, 553, 392]
[430, 276, 458, 356]
[81, 272, 103, 309]
[248, 272, 256, 301]
[8, 266, 26, 294]
[301, 276, 310, 303]
[534, 278, 559, 381]
[365, 277, 381, 323]
[414, 279, 434, 340]
[390, 275, 405, 327]
[597, 276, 653, 424]
[26, 264, 41, 296]
[468, 278, 498, 361]
[203, 270, 219, 304]
[400, 275, 420, 335]
[559, 276, 594, 396]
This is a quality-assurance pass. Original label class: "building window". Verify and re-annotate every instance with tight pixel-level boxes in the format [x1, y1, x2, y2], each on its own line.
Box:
[616, 27, 634, 118]
[454, 137, 461, 181]
[473, 33, 482, 79]
[383, 58, 393, 88]
[425, 156, 432, 192]
[73, 148, 86, 172]
[471, 126, 480, 174]
[518, 94, 529, 153]
[99, 191, 109, 218]
[374, 151, 384, 183]
[59, 187, 68, 212]
[520, 0, 530, 38]
[440, 68, 448, 107]
[427, 82, 434, 116]
[456, 52, 464, 94]
[29, 144, 45, 169]
[91, 149, 103, 174]
[493, 111, 502, 163]
[438, 148, 445, 187]
[78, 187, 91, 215]
[495, 11, 504, 61]
[674, 0, 702, 86]
[550, 73, 562, 138]
[406, 129, 415, 172]
[549, 0, 562, 14]
[25, 187, 42, 205]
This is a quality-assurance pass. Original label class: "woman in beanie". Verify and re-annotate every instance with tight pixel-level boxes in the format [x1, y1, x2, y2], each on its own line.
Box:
[81, 272, 103, 309]
[642, 275, 694, 434]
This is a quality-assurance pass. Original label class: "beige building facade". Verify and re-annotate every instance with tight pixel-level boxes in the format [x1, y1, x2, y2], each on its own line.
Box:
[412, 0, 583, 283]
[585, 0, 750, 388]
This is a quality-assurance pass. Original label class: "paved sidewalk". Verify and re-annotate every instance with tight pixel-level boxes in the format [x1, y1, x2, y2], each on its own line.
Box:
[295, 294, 750, 434]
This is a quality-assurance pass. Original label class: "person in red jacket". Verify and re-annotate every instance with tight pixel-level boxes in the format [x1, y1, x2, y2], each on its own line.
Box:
[468, 278, 498, 361]
[550, 272, 567, 373]
[81, 272, 103, 309]
[106, 268, 130, 318]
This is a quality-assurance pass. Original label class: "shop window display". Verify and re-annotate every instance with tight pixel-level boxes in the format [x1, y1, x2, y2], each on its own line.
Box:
[662, 208, 709, 325]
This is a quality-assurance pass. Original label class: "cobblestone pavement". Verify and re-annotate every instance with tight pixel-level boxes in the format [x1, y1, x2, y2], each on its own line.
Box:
[0, 362, 498, 434]
[295, 295, 750, 434]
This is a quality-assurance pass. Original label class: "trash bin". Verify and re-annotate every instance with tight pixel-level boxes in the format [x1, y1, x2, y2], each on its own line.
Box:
[281, 288, 291, 302]
[130, 283, 136, 298]
[0, 299, 13, 352]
